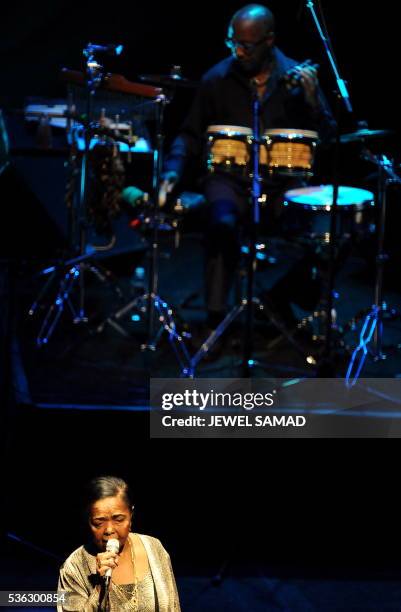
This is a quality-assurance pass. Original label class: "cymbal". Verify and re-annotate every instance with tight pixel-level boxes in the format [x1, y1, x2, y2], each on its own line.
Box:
[340, 128, 394, 144]
[138, 73, 199, 88]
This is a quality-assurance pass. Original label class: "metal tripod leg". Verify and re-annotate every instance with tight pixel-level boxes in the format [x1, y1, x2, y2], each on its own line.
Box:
[28, 270, 58, 317]
[186, 302, 245, 377]
[30, 261, 123, 347]
[184, 295, 313, 378]
[96, 292, 192, 372]
[345, 151, 401, 383]
[153, 296, 192, 372]
[35, 267, 79, 347]
[345, 306, 379, 387]
[257, 299, 313, 359]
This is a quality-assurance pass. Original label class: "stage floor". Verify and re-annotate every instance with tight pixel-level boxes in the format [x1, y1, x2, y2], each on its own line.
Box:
[13, 233, 401, 408]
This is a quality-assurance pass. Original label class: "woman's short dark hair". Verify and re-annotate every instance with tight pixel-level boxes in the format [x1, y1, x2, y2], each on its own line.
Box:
[84, 476, 134, 515]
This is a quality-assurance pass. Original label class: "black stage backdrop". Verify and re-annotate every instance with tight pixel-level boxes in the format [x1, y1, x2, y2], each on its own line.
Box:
[1, 1, 400, 136]
[1, 0, 401, 577]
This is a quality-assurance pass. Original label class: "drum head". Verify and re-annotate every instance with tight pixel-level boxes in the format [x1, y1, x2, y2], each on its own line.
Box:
[207, 125, 252, 137]
[284, 185, 374, 209]
[265, 128, 318, 140]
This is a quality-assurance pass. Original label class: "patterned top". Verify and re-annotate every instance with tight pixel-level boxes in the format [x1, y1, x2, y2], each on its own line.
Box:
[110, 572, 155, 611]
[58, 533, 180, 611]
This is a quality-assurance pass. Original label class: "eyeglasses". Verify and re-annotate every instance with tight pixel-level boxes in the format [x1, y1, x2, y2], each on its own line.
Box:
[225, 35, 270, 54]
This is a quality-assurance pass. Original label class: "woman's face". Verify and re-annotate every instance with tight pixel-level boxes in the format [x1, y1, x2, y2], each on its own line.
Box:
[89, 494, 132, 552]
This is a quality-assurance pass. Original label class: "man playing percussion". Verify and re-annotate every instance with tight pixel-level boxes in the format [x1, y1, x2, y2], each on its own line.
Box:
[161, 3, 335, 334]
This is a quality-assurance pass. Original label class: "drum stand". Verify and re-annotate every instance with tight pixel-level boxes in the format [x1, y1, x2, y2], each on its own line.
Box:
[182, 88, 310, 378]
[95, 93, 192, 372]
[345, 150, 401, 385]
[28, 47, 121, 347]
[28, 253, 122, 347]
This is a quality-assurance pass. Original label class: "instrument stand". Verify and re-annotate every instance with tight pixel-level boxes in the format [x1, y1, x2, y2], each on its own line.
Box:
[305, 0, 354, 375]
[28, 252, 122, 347]
[185, 294, 314, 377]
[182, 87, 311, 378]
[94, 93, 192, 372]
[28, 46, 119, 346]
[345, 151, 401, 385]
[96, 290, 192, 372]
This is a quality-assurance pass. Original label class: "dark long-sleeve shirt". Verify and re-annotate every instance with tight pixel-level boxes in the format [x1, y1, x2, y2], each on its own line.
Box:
[164, 47, 336, 179]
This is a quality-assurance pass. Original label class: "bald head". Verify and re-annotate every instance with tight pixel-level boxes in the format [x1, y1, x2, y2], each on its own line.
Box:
[227, 4, 276, 76]
[230, 4, 275, 36]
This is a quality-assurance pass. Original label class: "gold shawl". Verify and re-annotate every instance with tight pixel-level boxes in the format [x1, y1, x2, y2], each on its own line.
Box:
[57, 533, 181, 612]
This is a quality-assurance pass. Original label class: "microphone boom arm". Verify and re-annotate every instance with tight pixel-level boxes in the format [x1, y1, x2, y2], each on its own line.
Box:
[306, 0, 352, 113]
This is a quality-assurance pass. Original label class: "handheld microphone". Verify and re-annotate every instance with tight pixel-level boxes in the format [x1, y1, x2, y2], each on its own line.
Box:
[84, 43, 124, 57]
[104, 538, 120, 584]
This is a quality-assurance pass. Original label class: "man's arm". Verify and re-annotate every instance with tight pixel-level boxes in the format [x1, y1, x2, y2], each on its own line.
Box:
[161, 80, 212, 197]
[297, 64, 337, 142]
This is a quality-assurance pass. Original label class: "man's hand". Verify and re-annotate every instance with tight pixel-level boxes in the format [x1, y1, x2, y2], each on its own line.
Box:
[296, 65, 320, 109]
[159, 171, 179, 207]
